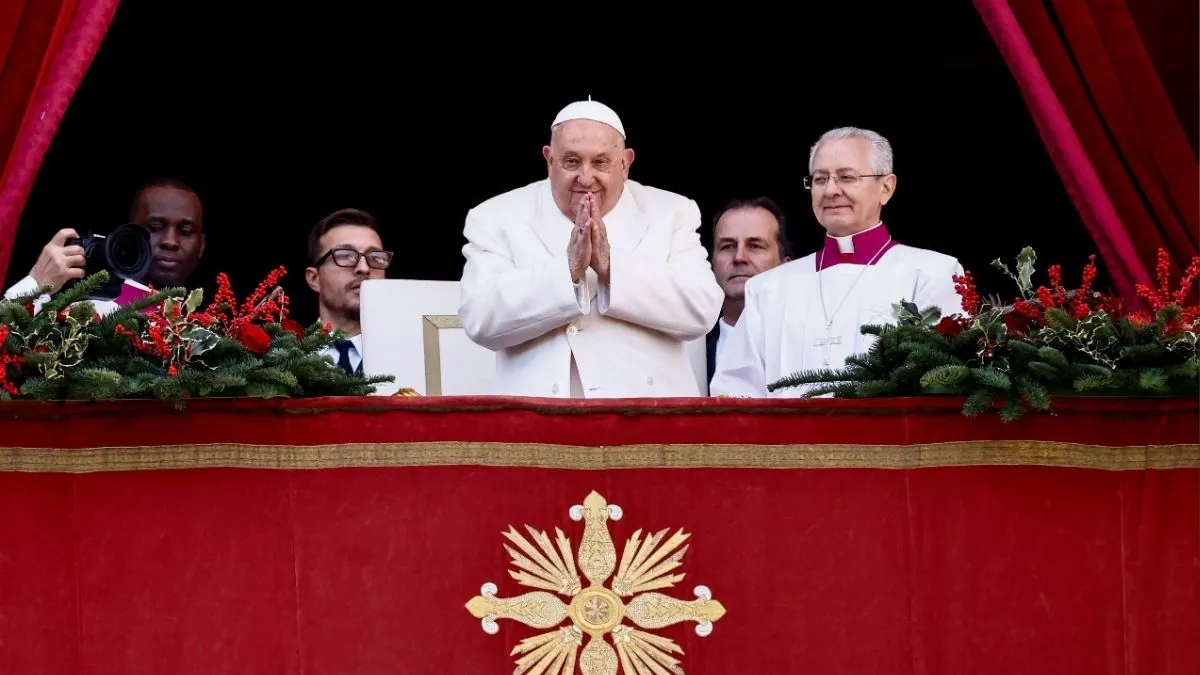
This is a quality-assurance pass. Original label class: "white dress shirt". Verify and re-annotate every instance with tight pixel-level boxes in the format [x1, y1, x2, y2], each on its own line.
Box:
[317, 333, 363, 373]
[714, 316, 735, 374]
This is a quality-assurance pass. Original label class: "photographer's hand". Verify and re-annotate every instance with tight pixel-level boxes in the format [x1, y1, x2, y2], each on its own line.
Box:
[29, 228, 86, 292]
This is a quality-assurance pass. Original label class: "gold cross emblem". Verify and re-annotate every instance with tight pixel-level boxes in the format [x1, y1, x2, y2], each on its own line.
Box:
[466, 491, 726, 674]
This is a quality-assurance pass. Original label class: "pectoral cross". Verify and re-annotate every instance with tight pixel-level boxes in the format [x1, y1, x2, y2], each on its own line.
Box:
[813, 335, 842, 367]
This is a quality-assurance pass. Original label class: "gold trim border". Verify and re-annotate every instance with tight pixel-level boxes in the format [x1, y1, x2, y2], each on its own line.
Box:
[0, 441, 1197, 473]
[421, 314, 462, 396]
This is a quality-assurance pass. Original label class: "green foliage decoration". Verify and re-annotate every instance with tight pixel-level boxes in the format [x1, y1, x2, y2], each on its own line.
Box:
[0, 267, 392, 406]
[769, 247, 1199, 421]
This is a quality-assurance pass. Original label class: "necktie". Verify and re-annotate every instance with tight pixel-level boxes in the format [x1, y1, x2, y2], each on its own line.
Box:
[334, 339, 355, 375]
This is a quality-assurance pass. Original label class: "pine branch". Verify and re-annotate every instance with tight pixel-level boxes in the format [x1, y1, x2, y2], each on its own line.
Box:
[2, 282, 54, 307]
[768, 368, 854, 392]
[1000, 396, 1025, 422]
[855, 379, 899, 396]
[962, 389, 996, 417]
[1015, 375, 1051, 411]
[1137, 368, 1169, 393]
[971, 367, 1011, 390]
[39, 272, 110, 316]
[919, 364, 970, 390]
[801, 382, 860, 398]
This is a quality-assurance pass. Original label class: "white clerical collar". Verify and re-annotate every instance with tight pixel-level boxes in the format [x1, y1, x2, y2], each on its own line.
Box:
[831, 221, 884, 254]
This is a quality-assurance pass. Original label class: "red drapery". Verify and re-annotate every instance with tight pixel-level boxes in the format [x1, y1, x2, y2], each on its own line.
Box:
[0, 396, 1197, 674]
[0, 0, 118, 277]
[974, 0, 1200, 301]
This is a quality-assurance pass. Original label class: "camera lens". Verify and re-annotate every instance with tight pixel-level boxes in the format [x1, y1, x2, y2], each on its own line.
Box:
[104, 224, 152, 280]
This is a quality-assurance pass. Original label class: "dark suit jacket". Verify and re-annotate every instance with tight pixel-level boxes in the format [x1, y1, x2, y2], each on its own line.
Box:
[705, 320, 720, 386]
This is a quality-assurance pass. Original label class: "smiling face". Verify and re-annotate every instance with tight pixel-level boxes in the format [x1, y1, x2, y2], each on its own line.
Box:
[808, 137, 895, 237]
[543, 119, 635, 219]
[713, 206, 788, 302]
[133, 186, 205, 286]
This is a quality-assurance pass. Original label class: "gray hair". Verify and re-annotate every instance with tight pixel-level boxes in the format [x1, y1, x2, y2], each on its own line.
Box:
[808, 127, 894, 175]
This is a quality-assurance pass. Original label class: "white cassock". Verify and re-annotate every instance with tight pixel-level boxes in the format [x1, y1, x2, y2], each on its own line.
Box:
[458, 178, 723, 398]
[709, 240, 963, 398]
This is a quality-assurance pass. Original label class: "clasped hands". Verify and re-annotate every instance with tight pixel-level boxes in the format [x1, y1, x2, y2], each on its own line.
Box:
[567, 193, 610, 286]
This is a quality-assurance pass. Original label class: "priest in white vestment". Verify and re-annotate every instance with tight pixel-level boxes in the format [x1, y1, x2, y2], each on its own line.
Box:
[709, 127, 964, 398]
[458, 99, 723, 398]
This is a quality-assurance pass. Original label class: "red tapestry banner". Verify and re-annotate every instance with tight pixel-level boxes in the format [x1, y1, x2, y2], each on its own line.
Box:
[0, 396, 1196, 675]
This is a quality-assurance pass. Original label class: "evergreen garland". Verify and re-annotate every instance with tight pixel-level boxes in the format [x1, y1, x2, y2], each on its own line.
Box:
[0, 268, 392, 406]
[769, 247, 1200, 421]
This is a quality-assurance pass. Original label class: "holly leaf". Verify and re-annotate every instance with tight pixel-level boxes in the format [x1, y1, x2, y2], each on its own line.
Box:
[1014, 246, 1037, 295]
[184, 288, 204, 314]
[182, 328, 221, 358]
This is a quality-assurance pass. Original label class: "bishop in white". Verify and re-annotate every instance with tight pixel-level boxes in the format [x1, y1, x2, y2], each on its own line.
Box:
[709, 127, 964, 397]
[458, 99, 722, 398]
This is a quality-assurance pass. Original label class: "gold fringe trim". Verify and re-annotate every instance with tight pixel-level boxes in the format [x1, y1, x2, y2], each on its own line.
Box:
[0, 441, 1197, 473]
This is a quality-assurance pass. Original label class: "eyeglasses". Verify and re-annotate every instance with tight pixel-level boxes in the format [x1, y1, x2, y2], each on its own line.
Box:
[803, 172, 886, 190]
[315, 247, 394, 270]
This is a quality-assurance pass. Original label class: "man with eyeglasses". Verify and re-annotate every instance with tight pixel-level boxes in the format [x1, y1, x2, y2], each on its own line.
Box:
[711, 127, 963, 397]
[305, 208, 393, 375]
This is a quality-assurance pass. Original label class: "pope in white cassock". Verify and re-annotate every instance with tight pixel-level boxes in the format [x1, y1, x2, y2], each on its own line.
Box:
[457, 99, 723, 398]
[709, 127, 964, 397]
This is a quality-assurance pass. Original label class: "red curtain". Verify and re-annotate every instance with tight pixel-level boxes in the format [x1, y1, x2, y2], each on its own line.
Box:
[975, 0, 1200, 301]
[0, 0, 118, 278]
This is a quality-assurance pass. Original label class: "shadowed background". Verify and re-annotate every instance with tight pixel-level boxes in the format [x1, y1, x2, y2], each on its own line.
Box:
[7, 2, 1108, 320]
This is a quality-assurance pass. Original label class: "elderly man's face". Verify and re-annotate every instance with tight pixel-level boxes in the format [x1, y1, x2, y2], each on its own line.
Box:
[713, 207, 789, 301]
[133, 186, 205, 287]
[809, 138, 895, 237]
[543, 119, 634, 219]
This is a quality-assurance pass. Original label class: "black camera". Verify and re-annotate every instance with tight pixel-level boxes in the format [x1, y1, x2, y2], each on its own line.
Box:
[68, 223, 153, 300]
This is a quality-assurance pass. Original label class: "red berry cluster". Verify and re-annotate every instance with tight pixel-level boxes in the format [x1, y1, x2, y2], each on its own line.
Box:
[113, 266, 298, 372]
[1135, 250, 1200, 321]
[197, 267, 286, 326]
[0, 324, 24, 395]
[953, 271, 980, 316]
[220, 267, 290, 355]
[114, 300, 195, 375]
[205, 273, 239, 326]
[114, 321, 171, 360]
[1012, 255, 1098, 321]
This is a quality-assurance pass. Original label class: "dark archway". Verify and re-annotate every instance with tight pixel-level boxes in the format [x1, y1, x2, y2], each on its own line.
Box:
[8, 2, 1096, 321]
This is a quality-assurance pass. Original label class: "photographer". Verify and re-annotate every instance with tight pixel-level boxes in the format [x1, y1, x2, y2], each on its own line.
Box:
[3, 178, 205, 314]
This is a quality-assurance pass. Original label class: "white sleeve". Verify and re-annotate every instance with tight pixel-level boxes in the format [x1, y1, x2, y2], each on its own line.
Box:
[457, 208, 589, 351]
[3, 275, 50, 315]
[708, 285, 769, 397]
[3, 275, 40, 301]
[915, 256, 966, 319]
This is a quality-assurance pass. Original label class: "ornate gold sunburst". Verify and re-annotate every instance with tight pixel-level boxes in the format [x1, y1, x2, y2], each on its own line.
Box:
[466, 491, 726, 675]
